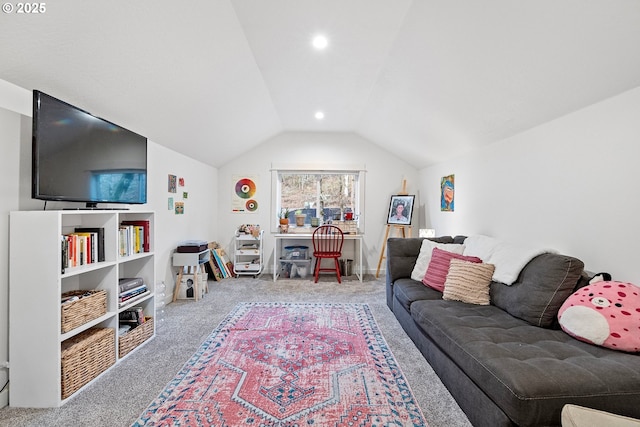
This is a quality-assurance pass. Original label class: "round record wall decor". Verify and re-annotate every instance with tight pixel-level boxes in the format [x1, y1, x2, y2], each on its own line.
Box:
[232, 175, 259, 213]
[235, 178, 256, 199]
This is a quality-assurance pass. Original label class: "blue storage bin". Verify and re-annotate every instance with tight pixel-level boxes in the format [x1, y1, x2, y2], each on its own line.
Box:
[284, 245, 308, 260]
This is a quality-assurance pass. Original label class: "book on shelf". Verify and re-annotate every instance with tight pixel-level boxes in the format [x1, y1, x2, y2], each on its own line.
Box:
[119, 283, 148, 300]
[118, 290, 150, 308]
[119, 225, 133, 256]
[118, 224, 144, 256]
[120, 284, 147, 299]
[120, 220, 150, 252]
[72, 232, 95, 264]
[61, 231, 101, 270]
[61, 236, 67, 273]
[74, 227, 105, 261]
[119, 277, 144, 293]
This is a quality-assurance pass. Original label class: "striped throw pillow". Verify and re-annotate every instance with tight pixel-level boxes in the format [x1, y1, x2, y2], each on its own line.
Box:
[422, 247, 482, 292]
[443, 259, 495, 305]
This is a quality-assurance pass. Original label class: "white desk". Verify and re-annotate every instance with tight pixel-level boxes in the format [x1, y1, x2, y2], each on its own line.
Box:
[273, 233, 363, 282]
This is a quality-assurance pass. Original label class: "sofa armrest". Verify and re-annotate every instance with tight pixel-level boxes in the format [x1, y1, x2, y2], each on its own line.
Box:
[386, 238, 425, 282]
[385, 238, 425, 309]
[384, 236, 461, 310]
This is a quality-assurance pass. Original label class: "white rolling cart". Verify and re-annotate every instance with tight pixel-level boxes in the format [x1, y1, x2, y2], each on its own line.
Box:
[233, 229, 264, 277]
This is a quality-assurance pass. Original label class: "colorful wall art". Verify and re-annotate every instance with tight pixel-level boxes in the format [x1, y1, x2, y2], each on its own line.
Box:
[441, 174, 454, 212]
[232, 175, 259, 213]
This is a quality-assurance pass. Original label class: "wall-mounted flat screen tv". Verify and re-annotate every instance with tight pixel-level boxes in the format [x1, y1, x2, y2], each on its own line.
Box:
[32, 90, 147, 207]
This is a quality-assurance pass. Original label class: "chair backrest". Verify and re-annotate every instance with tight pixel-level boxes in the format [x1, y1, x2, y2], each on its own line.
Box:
[312, 225, 344, 254]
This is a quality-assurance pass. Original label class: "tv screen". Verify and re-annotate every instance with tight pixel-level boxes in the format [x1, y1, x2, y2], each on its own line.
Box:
[32, 90, 147, 207]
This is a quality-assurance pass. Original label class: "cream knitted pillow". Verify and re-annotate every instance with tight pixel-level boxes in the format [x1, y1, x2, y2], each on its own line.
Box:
[443, 259, 495, 305]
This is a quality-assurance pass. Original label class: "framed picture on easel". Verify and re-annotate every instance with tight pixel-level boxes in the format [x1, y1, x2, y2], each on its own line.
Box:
[387, 195, 415, 225]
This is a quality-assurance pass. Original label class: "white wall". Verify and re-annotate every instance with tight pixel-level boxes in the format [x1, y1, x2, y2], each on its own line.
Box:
[217, 131, 419, 274]
[421, 87, 640, 283]
[0, 105, 22, 403]
[146, 142, 218, 293]
[0, 80, 218, 406]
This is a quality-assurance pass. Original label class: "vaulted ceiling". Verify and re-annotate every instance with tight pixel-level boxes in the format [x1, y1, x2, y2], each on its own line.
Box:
[2, 1, 640, 168]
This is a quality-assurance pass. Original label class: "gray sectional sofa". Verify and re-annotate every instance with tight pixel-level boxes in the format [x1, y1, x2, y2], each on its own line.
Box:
[385, 236, 640, 427]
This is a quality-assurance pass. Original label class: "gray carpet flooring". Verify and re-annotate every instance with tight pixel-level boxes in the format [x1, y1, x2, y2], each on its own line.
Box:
[0, 274, 472, 427]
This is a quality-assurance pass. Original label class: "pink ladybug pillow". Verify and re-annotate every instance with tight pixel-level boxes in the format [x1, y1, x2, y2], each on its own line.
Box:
[558, 281, 640, 353]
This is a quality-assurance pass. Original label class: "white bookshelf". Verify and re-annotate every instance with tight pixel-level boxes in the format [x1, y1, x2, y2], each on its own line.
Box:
[8, 210, 155, 407]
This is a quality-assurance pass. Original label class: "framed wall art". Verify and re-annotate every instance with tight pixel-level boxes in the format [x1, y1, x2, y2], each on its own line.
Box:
[441, 175, 454, 212]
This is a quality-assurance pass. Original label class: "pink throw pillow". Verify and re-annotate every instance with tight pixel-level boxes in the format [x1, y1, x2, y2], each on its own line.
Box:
[558, 281, 640, 353]
[422, 247, 482, 292]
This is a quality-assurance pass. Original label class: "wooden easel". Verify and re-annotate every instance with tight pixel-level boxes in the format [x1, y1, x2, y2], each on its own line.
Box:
[376, 180, 411, 278]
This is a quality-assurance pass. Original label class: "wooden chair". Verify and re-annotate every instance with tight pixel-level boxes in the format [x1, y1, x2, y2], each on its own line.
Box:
[312, 225, 344, 283]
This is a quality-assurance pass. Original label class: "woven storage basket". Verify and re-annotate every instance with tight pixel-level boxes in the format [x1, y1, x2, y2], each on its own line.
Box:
[61, 290, 107, 333]
[60, 327, 115, 399]
[118, 317, 154, 358]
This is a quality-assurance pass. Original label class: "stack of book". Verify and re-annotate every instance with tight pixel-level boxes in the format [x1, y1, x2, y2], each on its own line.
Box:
[119, 220, 150, 257]
[60, 227, 105, 272]
[118, 277, 149, 308]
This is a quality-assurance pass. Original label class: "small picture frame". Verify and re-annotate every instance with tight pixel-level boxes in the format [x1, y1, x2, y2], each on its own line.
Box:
[387, 195, 415, 225]
[168, 174, 177, 193]
[175, 201, 184, 215]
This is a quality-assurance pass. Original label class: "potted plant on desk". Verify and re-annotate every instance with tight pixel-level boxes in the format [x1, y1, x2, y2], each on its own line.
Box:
[278, 208, 290, 233]
[294, 210, 306, 227]
[278, 208, 290, 225]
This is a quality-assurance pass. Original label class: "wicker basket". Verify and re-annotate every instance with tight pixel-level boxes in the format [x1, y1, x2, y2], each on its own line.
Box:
[61, 290, 107, 333]
[118, 317, 154, 358]
[61, 327, 115, 400]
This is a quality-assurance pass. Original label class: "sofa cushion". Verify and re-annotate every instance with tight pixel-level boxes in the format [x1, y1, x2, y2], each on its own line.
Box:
[411, 300, 640, 427]
[422, 248, 482, 292]
[410, 239, 465, 281]
[443, 259, 495, 305]
[452, 235, 467, 245]
[558, 281, 640, 353]
[393, 278, 442, 312]
[490, 253, 584, 328]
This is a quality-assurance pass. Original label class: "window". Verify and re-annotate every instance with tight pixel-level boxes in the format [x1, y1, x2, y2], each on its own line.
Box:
[271, 165, 365, 231]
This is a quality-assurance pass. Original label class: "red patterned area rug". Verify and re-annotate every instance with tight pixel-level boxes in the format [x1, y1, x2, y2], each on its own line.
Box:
[133, 302, 428, 426]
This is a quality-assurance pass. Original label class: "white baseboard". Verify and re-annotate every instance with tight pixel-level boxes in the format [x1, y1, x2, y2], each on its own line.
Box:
[0, 386, 8, 408]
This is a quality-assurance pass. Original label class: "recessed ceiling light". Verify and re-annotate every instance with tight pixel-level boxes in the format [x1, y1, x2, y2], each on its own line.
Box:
[312, 35, 328, 50]
[315, 111, 325, 120]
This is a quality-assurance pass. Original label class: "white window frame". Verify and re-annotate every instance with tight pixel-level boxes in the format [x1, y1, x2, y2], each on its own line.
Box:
[271, 163, 366, 233]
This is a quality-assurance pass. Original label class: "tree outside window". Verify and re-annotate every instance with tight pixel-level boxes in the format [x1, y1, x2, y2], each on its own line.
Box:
[278, 172, 358, 226]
